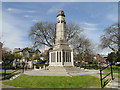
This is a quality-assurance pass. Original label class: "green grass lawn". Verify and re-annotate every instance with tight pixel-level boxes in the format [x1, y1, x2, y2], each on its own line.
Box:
[114, 75, 120, 78]
[3, 74, 100, 88]
[113, 72, 120, 73]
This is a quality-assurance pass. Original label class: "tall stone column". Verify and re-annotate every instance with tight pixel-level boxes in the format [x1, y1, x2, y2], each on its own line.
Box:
[49, 9, 74, 66]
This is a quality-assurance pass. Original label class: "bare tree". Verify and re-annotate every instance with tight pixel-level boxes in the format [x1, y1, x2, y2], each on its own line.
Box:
[71, 34, 95, 65]
[29, 21, 96, 64]
[29, 21, 83, 49]
[100, 23, 119, 52]
[70, 35, 94, 54]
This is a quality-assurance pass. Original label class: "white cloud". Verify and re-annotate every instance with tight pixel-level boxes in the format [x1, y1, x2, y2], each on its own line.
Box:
[2, 12, 30, 51]
[7, 8, 36, 13]
[80, 22, 100, 47]
[99, 48, 113, 55]
[82, 22, 97, 26]
[24, 15, 32, 18]
[84, 27, 97, 31]
[24, 15, 39, 18]
[32, 19, 38, 22]
[107, 14, 118, 22]
[7, 8, 22, 12]
[80, 22, 98, 31]
[27, 10, 36, 13]
[7, 8, 16, 11]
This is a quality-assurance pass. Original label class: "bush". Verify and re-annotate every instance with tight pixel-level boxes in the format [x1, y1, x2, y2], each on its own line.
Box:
[80, 64, 103, 70]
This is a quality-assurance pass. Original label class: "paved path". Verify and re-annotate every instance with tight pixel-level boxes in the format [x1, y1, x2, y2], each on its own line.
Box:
[1, 74, 23, 88]
[106, 80, 120, 89]
[24, 69, 99, 76]
[91, 73, 120, 89]
[106, 73, 120, 89]
[1, 78, 22, 88]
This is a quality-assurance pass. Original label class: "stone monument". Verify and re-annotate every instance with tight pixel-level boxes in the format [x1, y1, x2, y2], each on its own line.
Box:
[23, 10, 99, 76]
[49, 9, 74, 67]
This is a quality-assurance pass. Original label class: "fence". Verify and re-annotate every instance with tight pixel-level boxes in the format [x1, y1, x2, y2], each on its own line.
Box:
[2, 61, 27, 80]
[99, 63, 114, 88]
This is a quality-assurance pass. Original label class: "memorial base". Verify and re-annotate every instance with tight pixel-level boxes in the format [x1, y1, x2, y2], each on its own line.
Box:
[49, 50, 74, 66]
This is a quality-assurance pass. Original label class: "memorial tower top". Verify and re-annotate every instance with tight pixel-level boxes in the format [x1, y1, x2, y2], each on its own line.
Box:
[57, 9, 65, 17]
[53, 9, 70, 50]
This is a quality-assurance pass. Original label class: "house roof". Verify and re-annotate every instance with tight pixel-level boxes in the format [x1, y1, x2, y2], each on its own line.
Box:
[14, 47, 41, 53]
[97, 54, 108, 57]
[42, 50, 48, 55]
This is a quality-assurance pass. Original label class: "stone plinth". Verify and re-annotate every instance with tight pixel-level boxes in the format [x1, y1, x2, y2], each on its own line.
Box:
[49, 50, 73, 66]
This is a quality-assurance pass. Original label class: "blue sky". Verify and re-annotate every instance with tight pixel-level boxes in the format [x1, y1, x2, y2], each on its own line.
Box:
[1, 2, 118, 54]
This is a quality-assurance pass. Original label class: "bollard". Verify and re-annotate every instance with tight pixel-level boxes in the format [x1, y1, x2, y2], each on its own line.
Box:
[34, 65, 36, 70]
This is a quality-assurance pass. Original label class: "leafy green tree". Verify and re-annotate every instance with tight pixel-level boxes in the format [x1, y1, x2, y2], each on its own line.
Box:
[2, 48, 15, 69]
[14, 54, 22, 60]
[107, 52, 118, 63]
[2, 49, 14, 61]
[74, 53, 82, 62]
[32, 56, 41, 61]
[85, 54, 94, 63]
[116, 51, 120, 62]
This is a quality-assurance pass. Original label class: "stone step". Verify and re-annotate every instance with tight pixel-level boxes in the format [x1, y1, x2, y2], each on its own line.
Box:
[64, 66, 84, 73]
[47, 66, 87, 73]
[48, 66, 67, 72]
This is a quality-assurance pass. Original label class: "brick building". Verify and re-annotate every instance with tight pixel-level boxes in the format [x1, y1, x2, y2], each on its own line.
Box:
[96, 54, 108, 64]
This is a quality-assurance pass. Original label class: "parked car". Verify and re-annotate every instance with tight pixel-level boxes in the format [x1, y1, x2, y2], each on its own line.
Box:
[37, 61, 43, 64]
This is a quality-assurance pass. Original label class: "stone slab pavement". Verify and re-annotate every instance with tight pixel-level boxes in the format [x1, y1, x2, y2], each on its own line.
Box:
[106, 73, 120, 89]
[91, 73, 120, 89]
[24, 69, 99, 76]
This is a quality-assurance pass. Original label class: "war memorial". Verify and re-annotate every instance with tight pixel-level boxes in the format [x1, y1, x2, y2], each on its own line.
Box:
[2, 3, 119, 88]
[49, 9, 73, 67]
[24, 10, 99, 76]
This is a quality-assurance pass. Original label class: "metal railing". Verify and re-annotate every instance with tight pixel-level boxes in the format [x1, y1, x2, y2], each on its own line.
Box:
[100, 63, 114, 88]
[2, 61, 26, 80]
